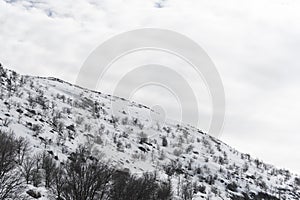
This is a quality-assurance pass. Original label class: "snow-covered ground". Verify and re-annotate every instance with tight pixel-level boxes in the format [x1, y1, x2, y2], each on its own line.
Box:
[0, 65, 299, 199]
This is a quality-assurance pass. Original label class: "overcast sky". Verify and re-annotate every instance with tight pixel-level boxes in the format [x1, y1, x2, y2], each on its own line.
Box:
[1, 0, 300, 173]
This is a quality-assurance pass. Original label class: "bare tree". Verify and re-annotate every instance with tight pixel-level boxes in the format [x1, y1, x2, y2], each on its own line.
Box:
[51, 166, 65, 200]
[156, 179, 173, 200]
[42, 154, 56, 188]
[0, 130, 23, 199]
[0, 171, 23, 200]
[181, 180, 193, 200]
[0, 131, 18, 178]
[61, 147, 114, 200]
[110, 171, 171, 200]
[16, 137, 30, 165]
[31, 153, 43, 187]
[20, 157, 35, 184]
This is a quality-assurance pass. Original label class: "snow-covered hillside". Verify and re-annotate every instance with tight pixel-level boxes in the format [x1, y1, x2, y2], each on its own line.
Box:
[0, 65, 299, 200]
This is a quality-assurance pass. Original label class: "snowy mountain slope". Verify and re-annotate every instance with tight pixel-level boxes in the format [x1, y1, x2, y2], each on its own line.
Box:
[0, 65, 300, 200]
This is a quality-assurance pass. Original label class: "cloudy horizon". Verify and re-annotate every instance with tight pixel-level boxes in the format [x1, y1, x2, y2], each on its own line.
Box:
[1, 0, 300, 174]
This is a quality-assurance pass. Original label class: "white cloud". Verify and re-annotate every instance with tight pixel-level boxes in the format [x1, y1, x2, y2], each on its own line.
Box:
[1, 0, 300, 173]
